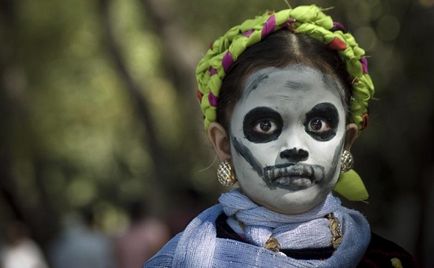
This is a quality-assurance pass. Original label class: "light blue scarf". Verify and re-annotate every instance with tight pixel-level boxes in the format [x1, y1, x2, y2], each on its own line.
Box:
[145, 189, 371, 268]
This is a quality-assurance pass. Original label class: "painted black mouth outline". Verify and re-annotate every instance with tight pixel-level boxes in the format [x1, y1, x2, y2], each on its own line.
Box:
[263, 163, 325, 190]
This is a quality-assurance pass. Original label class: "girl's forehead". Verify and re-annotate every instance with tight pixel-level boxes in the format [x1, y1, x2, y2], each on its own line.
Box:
[244, 65, 321, 89]
[238, 65, 343, 108]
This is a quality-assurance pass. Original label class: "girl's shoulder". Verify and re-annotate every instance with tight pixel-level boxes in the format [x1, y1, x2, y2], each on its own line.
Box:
[144, 233, 181, 267]
[359, 233, 418, 268]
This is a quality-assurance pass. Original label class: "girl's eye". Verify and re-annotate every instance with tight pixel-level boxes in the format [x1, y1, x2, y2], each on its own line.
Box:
[308, 118, 331, 133]
[243, 107, 283, 143]
[253, 119, 277, 134]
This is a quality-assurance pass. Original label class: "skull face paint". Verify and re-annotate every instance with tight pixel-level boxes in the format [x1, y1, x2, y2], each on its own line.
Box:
[229, 65, 346, 214]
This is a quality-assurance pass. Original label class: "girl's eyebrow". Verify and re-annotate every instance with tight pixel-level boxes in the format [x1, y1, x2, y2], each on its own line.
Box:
[284, 80, 310, 91]
[245, 73, 269, 96]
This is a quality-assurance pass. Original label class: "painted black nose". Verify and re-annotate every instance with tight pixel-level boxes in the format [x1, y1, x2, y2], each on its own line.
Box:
[280, 148, 309, 162]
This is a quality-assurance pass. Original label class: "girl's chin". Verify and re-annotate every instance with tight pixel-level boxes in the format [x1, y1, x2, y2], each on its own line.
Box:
[249, 187, 331, 215]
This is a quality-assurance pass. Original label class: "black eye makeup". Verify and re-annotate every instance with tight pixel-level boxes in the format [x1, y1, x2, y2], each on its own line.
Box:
[304, 103, 339, 141]
[243, 107, 283, 143]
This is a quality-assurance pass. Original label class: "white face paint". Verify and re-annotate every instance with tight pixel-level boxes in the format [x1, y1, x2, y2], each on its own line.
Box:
[229, 65, 347, 214]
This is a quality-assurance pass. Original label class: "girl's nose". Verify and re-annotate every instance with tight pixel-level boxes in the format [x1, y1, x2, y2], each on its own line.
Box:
[280, 148, 309, 162]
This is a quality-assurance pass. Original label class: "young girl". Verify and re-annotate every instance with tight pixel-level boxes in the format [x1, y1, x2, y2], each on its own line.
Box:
[145, 5, 415, 267]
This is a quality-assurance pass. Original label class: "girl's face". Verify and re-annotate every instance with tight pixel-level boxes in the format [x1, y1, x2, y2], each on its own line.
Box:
[229, 64, 347, 214]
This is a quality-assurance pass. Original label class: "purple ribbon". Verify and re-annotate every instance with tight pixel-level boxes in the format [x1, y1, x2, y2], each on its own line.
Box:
[243, 29, 254, 37]
[332, 21, 346, 32]
[222, 51, 234, 73]
[360, 57, 369, 73]
[261, 15, 276, 38]
[208, 67, 217, 76]
[208, 92, 218, 107]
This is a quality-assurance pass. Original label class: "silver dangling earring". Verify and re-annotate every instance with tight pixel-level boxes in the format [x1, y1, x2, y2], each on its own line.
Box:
[217, 160, 237, 186]
[340, 150, 354, 173]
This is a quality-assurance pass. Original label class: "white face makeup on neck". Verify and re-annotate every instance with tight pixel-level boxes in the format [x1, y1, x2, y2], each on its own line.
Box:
[229, 64, 347, 214]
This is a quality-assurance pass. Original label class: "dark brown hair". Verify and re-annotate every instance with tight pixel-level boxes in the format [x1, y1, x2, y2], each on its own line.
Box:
[217, 29, 352, 130]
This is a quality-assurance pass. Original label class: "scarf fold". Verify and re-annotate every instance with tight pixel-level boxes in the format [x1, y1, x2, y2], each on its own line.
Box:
[148, 189, 371, 268]
[219, 190, 340, 249]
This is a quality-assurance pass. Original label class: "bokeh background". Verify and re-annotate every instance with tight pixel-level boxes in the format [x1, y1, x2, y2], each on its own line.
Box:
[0, 0, 433, 267]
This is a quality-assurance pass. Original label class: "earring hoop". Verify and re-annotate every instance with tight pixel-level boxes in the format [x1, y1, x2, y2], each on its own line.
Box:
[340, 150, 353, 173]
[217, 160, 237, 186]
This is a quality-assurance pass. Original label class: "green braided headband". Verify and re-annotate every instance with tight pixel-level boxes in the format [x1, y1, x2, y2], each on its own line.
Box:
[195, 5, 375, 131]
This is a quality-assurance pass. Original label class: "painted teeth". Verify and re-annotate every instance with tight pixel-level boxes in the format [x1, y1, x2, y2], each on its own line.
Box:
[275, 166, 311, 178]
[271, 165, 313, 188]
[274, 168, 280, 178]
[263, 164, 319, 187]
[292, 177, 312, 186]
[275, 177, 312, 187]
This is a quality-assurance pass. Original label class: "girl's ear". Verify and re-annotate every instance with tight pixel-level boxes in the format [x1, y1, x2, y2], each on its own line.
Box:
[344, 123, 359, 150]
[207, 122, 232, 161]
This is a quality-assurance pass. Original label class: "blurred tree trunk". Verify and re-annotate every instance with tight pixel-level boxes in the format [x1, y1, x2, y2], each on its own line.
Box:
[139, 0, 201, 100]
[140, 0, 211, 193]
[0, 0, 59, 249]
[0, 0, 24, 219]
[139, 0, 205, 145]
[98, 0, 170, 212]
[0, 0, 30, 224]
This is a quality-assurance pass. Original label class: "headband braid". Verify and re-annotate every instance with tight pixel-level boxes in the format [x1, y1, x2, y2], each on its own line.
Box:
[195, 5, 374, 131]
